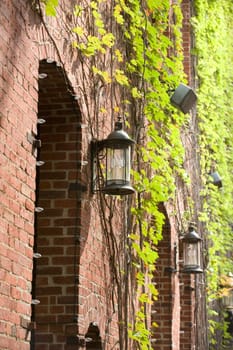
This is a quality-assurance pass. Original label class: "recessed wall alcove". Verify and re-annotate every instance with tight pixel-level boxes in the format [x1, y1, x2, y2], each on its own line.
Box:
[31, 60, 83, 350]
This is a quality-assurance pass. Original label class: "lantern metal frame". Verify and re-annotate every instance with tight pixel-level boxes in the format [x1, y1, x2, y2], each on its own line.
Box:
[91, 121, 135, 196]
[182, 224, 203, 274]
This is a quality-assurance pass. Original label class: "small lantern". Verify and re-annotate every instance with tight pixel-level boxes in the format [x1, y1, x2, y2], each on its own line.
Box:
[91, 121, 135, 195]
[222, 290, 233, 309]
[182, 224, 203, 274]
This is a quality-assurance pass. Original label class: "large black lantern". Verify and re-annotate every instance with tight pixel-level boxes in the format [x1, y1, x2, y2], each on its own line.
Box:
[182, 224, 203, 274]
[91, 121, 135, 195]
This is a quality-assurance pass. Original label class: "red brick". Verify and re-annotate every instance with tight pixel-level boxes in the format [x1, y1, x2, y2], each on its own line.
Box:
[0, 2, 195, 350]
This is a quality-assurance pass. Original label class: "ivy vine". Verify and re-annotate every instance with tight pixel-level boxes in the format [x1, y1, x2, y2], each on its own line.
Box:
[192, 0, 233, 347]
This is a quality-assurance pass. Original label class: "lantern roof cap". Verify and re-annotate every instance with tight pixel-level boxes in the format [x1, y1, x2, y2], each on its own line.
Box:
[183, 224, 202, 242]
[106, 121, 134, 145]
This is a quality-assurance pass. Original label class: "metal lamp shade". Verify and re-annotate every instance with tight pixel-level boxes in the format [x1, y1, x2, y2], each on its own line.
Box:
[183, 225, 203, 274]
[210, 171, 223, 188]
[170, 84, 197, 114]
[101, 122, 135, 195]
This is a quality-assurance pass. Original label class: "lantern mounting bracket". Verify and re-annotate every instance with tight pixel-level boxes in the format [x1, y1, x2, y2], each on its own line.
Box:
[165, 243, 178, 273]
[164, 266, 177, 274]
[91, 140, 106, 193]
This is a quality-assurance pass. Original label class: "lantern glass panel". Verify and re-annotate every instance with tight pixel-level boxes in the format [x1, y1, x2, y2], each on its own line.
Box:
[184, 241, 200, 268]
[106, 146, 130, 185]
[223, 291, 233, 309]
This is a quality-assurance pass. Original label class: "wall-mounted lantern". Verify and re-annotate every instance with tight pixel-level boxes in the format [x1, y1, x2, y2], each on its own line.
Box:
[182, 224, 203, 274]
[170, 83, 197, 114]
[91, 121, 135, 195]
[222, 290, 233, 309]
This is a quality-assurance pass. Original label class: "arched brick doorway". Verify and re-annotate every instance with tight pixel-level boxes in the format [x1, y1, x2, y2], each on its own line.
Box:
[31, 60, 83, 350]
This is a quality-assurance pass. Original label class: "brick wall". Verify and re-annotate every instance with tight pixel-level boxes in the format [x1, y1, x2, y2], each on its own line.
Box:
[0, 0, 119, 347]
[152, 208, 180, 350]
[0, 1, 39, 349]
[0, 1, 198, 349]
[33, 60, 83, 350]
[179, 275, 195, 350]
[152, 218, 173, 350]
[181, 0, 192, 84]
[34, 61, 119, 350]
[0, 1, 120, 347]
[179, 1, 197, 349]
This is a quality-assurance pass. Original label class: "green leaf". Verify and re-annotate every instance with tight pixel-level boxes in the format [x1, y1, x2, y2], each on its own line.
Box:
[72, 26, 84, 36]
[102, 33, 115, 47]
[44, 0, 58, 16]
[114, 69, 129, 86]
